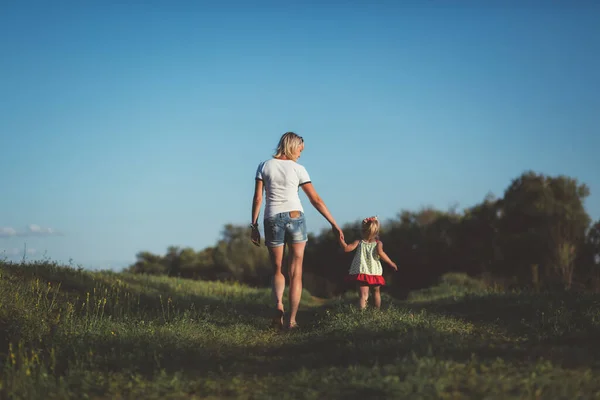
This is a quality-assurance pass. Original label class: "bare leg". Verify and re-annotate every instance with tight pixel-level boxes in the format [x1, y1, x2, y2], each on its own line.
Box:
[359, 284, 369, 310]
[287, 241, 306, 327]
[373, 286, 381, 309]
[267, 245, 285, 327]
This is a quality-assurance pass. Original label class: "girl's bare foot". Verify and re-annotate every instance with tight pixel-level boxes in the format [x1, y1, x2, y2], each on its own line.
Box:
[286, 321, 299, 331]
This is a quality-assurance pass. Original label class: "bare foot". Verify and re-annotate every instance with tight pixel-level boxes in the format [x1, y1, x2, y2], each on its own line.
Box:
[286, 321, 299, 331]
[271, 309, 284, 330]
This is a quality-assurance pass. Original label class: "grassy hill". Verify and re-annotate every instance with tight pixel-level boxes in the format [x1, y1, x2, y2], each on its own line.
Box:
[1, 261, 600, 399]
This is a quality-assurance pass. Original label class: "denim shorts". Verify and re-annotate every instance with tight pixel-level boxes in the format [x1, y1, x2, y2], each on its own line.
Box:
[264, 211, 308, 247]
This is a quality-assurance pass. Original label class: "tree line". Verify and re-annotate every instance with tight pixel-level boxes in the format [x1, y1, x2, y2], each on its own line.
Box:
[126, 171, 600, 298]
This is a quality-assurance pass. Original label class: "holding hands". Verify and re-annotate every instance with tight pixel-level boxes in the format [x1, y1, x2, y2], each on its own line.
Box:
[331, 223, 344, 243]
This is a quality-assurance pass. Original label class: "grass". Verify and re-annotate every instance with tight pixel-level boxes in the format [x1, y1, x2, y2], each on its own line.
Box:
[1, 261, 600, 399]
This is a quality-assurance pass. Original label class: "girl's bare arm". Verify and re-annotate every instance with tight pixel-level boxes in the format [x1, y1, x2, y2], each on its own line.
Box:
[340, 239, 360, 253]
[377, 241, 398, 271]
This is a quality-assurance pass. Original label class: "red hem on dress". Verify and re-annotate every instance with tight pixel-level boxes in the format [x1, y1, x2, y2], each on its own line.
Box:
[345, 274, 385, 286]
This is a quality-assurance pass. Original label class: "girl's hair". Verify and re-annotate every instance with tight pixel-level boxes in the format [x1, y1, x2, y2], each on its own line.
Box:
[361, 216, 380, 241]
[273, 132, 304, 160]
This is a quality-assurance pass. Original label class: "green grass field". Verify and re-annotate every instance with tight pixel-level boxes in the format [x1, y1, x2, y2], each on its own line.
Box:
[1, 261, 600, 399]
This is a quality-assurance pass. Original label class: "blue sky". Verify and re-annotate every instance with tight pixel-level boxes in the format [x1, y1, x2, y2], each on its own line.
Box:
[1, 1, 599, 270]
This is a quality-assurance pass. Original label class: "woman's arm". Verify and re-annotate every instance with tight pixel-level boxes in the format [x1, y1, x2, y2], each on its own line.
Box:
[376, 241, 398, 271]
[300, 183, 344, 242]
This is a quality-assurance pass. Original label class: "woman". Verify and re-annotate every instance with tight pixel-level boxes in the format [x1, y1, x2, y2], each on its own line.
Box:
[250, 132, 344, 330]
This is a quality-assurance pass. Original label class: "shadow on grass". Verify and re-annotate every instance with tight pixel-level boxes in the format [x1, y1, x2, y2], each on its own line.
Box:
[46, 298, 600, 383]
[404, 291, 600, 345]
[49, 314, 598, 382]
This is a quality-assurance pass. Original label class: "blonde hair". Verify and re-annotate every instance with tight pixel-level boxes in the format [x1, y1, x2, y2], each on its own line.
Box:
[273, 132, 304, 160]
[361, 216, 380, 241]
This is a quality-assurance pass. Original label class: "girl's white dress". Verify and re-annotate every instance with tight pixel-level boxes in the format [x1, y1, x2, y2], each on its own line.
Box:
[345, 240, 386, 286]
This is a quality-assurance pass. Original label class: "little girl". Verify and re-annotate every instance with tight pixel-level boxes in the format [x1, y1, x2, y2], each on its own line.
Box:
[339, 216, 398, 310]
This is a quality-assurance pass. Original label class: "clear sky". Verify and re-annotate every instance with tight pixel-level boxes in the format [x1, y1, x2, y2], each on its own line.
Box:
[1, 1, 599, 270]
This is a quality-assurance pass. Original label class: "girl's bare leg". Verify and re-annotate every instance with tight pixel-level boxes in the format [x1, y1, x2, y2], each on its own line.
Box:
[373, 286, 381, 309]
[287, 241, 306, 327]
[359, 284, 369, 309]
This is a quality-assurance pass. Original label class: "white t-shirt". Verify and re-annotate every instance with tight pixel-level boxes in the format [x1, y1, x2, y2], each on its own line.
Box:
[255, 158, 311, 219]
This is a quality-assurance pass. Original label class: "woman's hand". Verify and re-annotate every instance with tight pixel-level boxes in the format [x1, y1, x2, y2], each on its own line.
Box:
[250, 225, 261, 247]
[331, 224, 344, 243]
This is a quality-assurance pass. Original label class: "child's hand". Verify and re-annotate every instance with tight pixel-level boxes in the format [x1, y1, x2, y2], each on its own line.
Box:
[391, 263, 398, 272]
[340, 239, 359, 253]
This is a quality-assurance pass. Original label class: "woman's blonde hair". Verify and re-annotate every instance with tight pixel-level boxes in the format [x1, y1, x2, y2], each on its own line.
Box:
[273, 132, 304, 160]
[361, 216, 380, 241]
